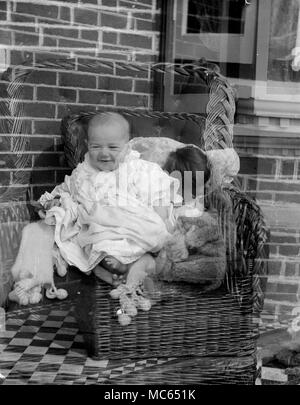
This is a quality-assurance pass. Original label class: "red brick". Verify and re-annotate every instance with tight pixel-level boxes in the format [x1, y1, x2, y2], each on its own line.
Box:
[285, 262, 298, 277]
[24, 103, 56, 118]
[34, 52, 69, 63]
[59, 38, 94, 49]
[102, 0, 117, 5]
[116, 92, 148, 107]
[17, 136, 55, 152]
[44, 27, 79, 38]
[11, 14, 35, 23]
[271, 234, 298, 244]
[74, 9, 98, 25]
[281, 161, 295, 177]
[27, 70, 57, 85]
[134, 79, 152, 93]
[120, 33, 152, 49]
[97, 52, 128, 61]
[14, 32, 39, 46]
[43, 37, 57, 47]
[275, 193, 300, 204]
[134, 53, 157, 63]
[0, 170, 10, 186]
[135, 18, 158, 31]
[81, 30, 99, 42]
[249, 191, 273, 201]
[59, 7, 71, 21]
[259, 181, 300, 193]
[37, 87, 76, 103]
[240, 157, 277, 176]
[132, 12, 153, 20]
[30, 170, 55, 184]
[79, 90, 114, 105]
[266, 293, 298, 302]
[119, 1, 152, 9]
[277, 283, 299, 294]
[59, 72, 96, 89]
[16, 3, 58, 19]
[100, 13, 127, 29]
[81, 0, 98, 3]
[98, 76, 132, 92]
[266, 282, 277, 293]
[134, 0, 153, 5]
[103, 32, 118, 44]
[279, 245, 299, 256]
[33, 152, 62, 168]
[34, 120, 61, 135]
[0, 30, 12, 45]
[8, 24, 36, 33]
[268, 260, 282, 276]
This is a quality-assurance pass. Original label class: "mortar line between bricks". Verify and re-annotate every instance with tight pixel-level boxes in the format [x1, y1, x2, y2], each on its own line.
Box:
[1, 89, 152, 98]
[0, 168, 69, 171]
[6, 13, 158, 32]
[0, 22, 160, 36]
[0, 151, 64, 154]
[1, 75, 153, 84]
[8, 2, 160, 15]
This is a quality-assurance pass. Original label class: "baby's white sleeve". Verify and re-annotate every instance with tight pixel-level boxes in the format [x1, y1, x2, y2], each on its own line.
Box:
[38, 172, 74, 207]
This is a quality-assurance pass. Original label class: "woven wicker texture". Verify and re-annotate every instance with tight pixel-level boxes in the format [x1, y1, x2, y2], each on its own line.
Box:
[75, 275, 258, 361]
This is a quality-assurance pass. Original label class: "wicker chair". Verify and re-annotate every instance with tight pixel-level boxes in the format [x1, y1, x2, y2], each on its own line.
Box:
[1, 59, 269, 384]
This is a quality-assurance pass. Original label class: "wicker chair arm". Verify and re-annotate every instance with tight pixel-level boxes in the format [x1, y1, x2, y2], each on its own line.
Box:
[208, 185, 269, 314]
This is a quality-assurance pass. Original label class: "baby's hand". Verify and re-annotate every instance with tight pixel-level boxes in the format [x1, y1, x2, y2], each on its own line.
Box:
[165, 218, 176, 234]
[44, 196, 61, 210]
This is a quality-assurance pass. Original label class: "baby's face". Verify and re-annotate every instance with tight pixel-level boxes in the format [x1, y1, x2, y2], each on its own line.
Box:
[87, 122, 128, 172]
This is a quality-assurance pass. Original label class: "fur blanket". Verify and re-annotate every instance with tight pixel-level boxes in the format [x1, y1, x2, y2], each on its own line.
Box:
[8, 221, 68, 305]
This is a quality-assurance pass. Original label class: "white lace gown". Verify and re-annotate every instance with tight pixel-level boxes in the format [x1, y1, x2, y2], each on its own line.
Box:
[39, 149, 182, 272]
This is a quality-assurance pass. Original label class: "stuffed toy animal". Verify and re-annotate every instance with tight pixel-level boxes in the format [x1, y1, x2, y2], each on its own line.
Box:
[155, 209, 226, 292]
[8, 221, 68, 306]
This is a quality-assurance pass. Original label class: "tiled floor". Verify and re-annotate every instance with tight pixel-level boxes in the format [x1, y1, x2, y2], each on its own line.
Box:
[1, 298, 299, 385]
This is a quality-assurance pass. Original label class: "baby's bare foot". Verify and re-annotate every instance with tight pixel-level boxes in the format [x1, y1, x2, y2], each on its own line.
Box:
[101, 256, 129, 275]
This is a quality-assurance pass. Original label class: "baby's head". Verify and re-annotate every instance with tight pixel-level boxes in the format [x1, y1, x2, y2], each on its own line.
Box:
[163, 146, 210, 200]
[87, 112, 130, 172]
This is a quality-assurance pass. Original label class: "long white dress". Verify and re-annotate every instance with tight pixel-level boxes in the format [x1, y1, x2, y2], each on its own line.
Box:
[39, 149, 182, 273]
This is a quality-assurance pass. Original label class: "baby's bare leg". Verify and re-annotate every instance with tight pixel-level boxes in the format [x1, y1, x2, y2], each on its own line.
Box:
[101, 256, 129, 275]
[126, 254, 156, 286]
[93, 264, 125, 287]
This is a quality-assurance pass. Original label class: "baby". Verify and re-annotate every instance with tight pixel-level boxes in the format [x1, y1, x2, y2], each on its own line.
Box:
[40, 112, 182, 287]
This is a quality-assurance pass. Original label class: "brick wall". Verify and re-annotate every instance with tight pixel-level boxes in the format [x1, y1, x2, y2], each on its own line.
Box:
[234, 113, 300, 320]
[0, 0, 160, 304]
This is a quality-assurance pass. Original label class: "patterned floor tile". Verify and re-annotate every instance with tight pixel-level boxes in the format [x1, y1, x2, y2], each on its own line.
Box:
[1, 302, 297, 385]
